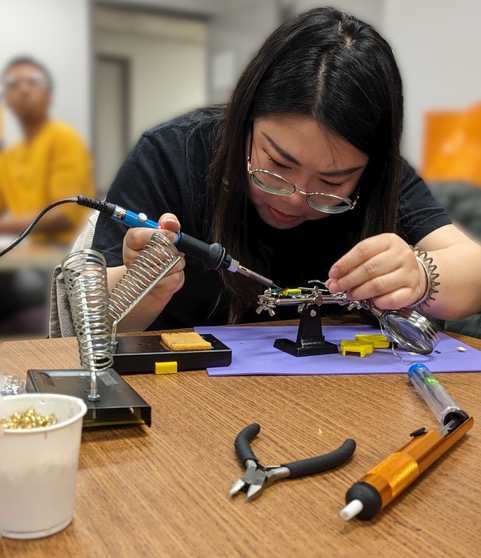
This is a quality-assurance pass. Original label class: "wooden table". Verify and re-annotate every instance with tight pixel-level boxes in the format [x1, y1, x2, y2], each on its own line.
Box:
[1, 326, 480, 557]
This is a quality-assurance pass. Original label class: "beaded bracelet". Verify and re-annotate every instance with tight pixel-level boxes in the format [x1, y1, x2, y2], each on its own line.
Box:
[408, 247, 440, 309]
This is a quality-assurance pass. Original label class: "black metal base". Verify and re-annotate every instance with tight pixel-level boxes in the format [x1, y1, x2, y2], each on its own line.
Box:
[113, 333, 231, 374]
[26, 368, 151, 429]
[274, 337, 338, 357]
[273, 303, 339, 357]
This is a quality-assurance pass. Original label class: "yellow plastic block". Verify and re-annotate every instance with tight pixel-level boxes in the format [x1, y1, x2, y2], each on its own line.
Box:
[340, 340, 374, 358]
[354, 334, 390, 349]
[155, 361, 178, 375]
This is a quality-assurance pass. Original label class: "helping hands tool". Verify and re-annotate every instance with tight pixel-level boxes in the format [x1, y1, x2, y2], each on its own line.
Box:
[340, 364, 473, 521]
[257, 283, 439, 355]
[230, 423, 356, 502]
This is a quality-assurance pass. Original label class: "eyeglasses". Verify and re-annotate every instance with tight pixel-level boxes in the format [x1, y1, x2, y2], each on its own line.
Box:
[3, 72, 47, 91]
[247, 126, 360, 214]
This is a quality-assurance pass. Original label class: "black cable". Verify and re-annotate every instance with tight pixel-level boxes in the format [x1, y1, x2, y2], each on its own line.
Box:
[0, 197, 79, 258]
[76, 195, 114, 215]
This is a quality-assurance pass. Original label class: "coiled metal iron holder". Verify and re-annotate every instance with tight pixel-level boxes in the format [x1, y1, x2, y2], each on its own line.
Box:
[62, 249, 112, 401]
[109, 232, 181, 347]
[26, 249, 152, 428]
[256, 281, 439, 357]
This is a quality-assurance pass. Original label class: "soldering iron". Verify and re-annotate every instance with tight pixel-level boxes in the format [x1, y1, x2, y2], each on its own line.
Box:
[0, 195, 278, 288]
[76, 196, 279, 289]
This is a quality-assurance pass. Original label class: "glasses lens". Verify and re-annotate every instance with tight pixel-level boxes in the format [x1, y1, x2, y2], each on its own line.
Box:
[307, 193, 353, 214]
[4, 72, 46, 90]
[250, 171, 295, 195]
[28, 74, 47, 88]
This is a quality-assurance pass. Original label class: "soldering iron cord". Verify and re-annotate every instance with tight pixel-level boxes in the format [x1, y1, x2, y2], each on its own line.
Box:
[0, 196, 136, 258]
[0, 197, 78, 258]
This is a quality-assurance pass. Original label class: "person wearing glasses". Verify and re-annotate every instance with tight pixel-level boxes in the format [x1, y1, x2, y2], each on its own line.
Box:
[91, 7, 481, 333]
[0, 57, 95, 334]
[0, 57, 95, 244]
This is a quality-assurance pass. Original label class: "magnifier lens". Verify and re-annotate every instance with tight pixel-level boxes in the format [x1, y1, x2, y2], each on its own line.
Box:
[380, 309, 439, 355]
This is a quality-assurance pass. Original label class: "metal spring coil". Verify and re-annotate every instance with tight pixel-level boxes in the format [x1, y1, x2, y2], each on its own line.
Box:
[62, 250, 113, 399]
[109, 232, 180, 340]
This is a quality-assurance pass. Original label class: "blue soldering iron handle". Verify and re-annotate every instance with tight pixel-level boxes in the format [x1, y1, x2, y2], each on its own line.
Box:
[408, 364, 463, 425]
[117, 209, 159, 229]
[106, 204, 228, 269]
[75, 197, 160, 230]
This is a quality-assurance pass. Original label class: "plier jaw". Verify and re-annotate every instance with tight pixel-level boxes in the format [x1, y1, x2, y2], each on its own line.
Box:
[230, 459, 291, 502]
[230, 423, 356, 502]
[230, 459, 266, 501]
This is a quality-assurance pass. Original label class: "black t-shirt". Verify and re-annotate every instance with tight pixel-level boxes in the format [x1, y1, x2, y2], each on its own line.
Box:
[92, 108, 451, 329]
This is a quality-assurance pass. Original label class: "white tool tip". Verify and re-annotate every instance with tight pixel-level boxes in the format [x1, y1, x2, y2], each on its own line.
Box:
[340, 499, 363, 521]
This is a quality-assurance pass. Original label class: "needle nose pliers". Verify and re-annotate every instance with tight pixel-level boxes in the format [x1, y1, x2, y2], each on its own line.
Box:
[230, 423, 356, 502]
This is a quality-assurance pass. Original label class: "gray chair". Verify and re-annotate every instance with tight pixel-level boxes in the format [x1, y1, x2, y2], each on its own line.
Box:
[428, 181, 481, 338]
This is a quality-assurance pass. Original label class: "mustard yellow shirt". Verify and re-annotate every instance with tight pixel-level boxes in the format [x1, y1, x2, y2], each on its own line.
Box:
[0, 120, 95, 244]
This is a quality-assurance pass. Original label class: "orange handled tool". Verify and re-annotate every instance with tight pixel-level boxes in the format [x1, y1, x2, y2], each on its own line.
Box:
[340, 414, 473, 520]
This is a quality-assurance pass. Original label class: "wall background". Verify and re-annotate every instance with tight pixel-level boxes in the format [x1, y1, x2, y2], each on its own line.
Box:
[94, 7, 207, 189]
[383, 0, 481, 167]
[1, 0, 480, 171]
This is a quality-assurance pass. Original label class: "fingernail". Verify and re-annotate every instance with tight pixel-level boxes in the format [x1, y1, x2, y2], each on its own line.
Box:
[329, 266, 340, 279]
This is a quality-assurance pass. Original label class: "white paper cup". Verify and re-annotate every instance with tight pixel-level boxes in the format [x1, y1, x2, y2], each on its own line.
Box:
[0, 393, 87, 539]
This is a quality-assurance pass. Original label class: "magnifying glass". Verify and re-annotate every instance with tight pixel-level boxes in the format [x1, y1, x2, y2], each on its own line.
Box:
[370, 306, 439, 355]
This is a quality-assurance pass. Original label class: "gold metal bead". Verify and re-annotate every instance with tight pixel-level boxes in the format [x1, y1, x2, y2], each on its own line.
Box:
[0, 408, 57, 430]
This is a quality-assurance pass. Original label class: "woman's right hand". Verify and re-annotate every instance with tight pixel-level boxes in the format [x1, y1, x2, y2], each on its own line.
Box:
[122, 212, 186, 300]
[110, 213, 186, 332]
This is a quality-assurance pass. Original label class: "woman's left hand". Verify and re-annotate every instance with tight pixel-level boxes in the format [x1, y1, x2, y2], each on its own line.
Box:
[327, 233, 427, 309]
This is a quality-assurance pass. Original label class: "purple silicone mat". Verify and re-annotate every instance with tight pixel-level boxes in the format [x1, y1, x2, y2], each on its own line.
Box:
[194, 325, 481, 377]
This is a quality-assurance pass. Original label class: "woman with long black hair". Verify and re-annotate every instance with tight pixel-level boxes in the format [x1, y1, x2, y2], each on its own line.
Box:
[92, 7, 481, 332]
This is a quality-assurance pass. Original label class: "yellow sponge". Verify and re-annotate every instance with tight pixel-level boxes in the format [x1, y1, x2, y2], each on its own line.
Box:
[155, 361, 178, 375]
[340, 340, 374, 358]
[161, 332, 212, 351]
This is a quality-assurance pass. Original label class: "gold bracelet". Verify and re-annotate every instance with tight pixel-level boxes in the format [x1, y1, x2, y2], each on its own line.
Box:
[407, 247, 440, 309]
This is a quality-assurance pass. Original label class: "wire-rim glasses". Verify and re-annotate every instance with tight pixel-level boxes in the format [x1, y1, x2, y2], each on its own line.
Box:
[247, 126, 360, 215]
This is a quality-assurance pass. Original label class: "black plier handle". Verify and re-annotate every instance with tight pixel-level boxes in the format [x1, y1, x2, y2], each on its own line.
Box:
[231, 423, 356, 501]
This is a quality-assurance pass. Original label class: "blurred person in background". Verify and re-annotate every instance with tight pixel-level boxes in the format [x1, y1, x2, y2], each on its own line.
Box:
[0, 56, 95, 335]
